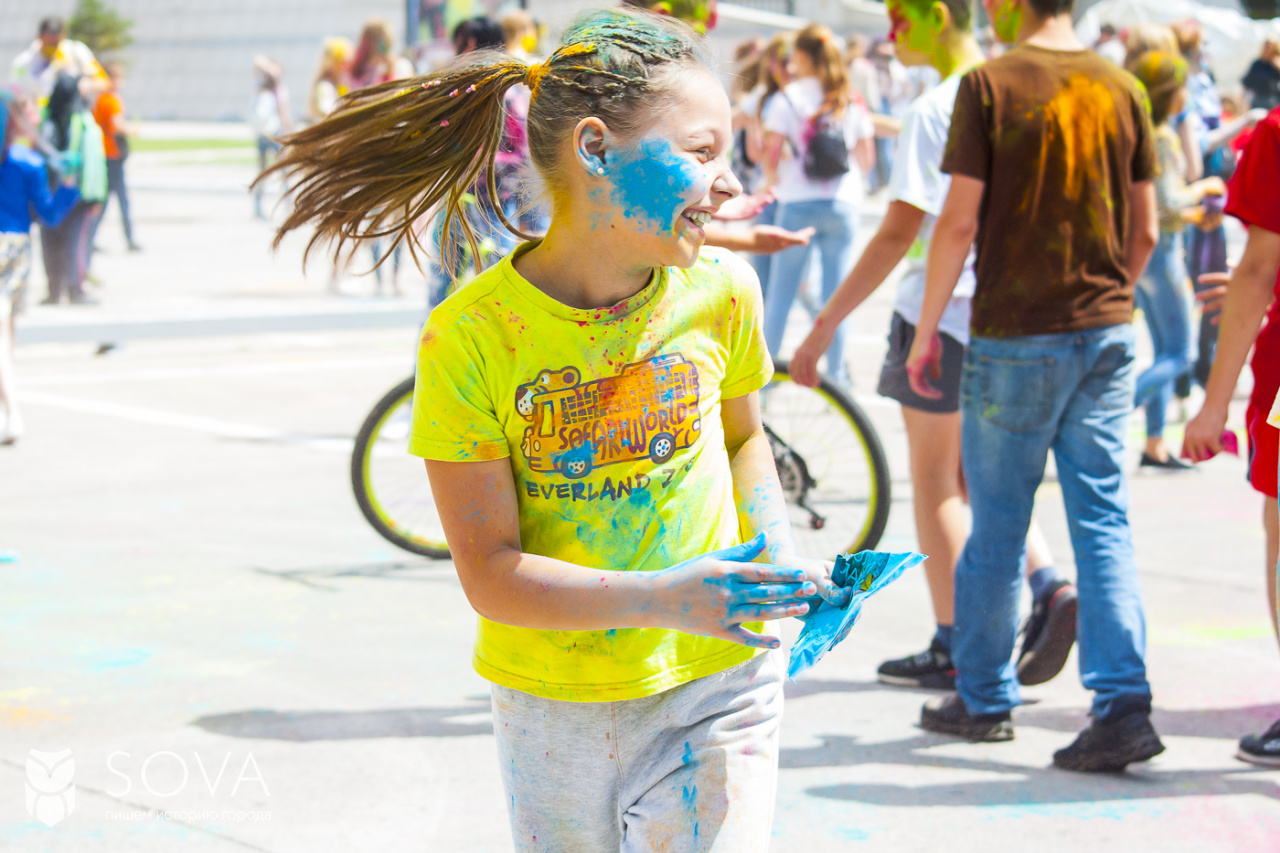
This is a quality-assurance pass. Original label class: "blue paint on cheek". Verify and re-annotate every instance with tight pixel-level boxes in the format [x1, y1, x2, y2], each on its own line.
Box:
[682, 741, 695, 765]
[607, 137, 707, 235]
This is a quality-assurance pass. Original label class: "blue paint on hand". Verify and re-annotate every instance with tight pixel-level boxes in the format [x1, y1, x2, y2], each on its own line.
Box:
[787, 550, 925, 679]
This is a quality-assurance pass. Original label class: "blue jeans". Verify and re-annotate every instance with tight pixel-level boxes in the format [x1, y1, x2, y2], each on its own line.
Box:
[763, 199, 857, 385]
[954, 324, 1152, 720]
[1134, 231, 1192, 439]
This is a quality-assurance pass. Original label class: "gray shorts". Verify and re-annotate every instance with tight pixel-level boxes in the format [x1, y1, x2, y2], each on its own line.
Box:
[877, 311, 966, 414]
[491, 651, 784, 853]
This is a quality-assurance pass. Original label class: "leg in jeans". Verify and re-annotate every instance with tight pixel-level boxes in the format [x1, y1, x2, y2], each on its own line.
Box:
[763, 200, 821, 360]
[71, 203, 100, 296]
[953, 336, 1064, 714]
[1051, 324, 1152, 720]
[108, 158, 136, 246]
[1133, 231, 1192, 441]
[813, 200, 857, 386]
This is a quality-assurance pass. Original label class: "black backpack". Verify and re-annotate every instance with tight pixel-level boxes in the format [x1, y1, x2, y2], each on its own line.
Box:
[784, 92, 850, 180]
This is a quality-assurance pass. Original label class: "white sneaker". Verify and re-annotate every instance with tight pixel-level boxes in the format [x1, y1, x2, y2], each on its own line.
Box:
[1, 410, 24, 445]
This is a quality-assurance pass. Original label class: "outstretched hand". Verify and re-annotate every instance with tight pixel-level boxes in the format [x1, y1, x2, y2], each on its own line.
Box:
[905, 329, 944, 399]
[714, 190, 777, 222]
[748, 225, 814, 255]
[653, 533, 816, 648]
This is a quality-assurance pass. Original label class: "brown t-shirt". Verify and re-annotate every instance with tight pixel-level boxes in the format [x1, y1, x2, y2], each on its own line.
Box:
[942, 45, 1157, 338]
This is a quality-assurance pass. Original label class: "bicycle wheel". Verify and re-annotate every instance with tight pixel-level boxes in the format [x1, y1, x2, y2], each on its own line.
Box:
[762, 361, 891, 559]
[351, 377, 451, 559]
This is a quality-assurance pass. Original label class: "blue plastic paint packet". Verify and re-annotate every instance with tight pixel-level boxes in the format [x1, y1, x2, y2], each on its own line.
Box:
[787, 550, 925, 679]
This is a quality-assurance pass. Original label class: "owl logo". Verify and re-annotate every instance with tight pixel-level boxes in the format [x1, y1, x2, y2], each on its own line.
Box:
[515, 367, 580, 420]
[25, 748, 75, 827]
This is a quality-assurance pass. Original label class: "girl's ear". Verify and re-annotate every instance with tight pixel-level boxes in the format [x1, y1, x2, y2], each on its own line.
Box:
[573, 117, 611, 176]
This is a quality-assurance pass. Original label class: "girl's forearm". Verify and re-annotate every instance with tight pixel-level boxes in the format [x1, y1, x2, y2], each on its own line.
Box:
[729, 428, 797, 562]
[812, 225, 914, 341]
[1201, 268, 1276, 415]
[466, 548, 659, 631]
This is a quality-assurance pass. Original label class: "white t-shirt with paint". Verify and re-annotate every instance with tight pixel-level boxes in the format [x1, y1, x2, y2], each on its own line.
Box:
[887, 72, 977, 345]
[762, 77, 874, 207]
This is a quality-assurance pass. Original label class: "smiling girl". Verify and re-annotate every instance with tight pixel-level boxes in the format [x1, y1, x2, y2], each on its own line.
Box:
[262, 9, 847, 850]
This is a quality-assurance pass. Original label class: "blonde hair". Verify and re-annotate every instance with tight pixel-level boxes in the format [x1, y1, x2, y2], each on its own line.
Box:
[1124, 24, 1177, 72]
[258, 9, 709, 277]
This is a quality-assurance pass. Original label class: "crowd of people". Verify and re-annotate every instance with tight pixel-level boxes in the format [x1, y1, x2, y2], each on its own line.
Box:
[258, 0, 1280, 847]
[4, 0, 1280, 847]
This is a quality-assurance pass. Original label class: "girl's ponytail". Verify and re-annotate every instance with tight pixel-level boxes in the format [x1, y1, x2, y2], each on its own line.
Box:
[259, 8, 710, 278]
[258, 54, 529, 276]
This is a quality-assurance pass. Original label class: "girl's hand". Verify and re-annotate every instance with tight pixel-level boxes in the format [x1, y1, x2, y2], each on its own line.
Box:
[748, 225, 814, 255]
[790, 325, 833, 388]
[905, 329, 944, 399]
[714, 189, 776, 221]
[653, 533, 816, 649]
[1196, 270, 1230, 320]
[1195, 176, 1227, 198]
[773, 552, 853, 610]
[1182, 405, 1228, 463]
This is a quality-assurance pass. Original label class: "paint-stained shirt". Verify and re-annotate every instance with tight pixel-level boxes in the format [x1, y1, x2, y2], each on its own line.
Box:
[409, 244, 773, 702]
[942, 45, 1157, 338]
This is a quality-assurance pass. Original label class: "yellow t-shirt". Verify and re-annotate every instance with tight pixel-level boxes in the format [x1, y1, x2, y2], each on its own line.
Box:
[409, 243, 773, 702]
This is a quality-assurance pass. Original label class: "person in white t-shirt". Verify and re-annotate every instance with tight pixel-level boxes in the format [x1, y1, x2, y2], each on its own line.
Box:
[760, 22, 874, 387]
[790, 0, 1073, 692]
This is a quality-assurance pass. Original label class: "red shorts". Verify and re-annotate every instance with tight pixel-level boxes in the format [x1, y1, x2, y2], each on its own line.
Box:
[1247, 332, 1280, 499]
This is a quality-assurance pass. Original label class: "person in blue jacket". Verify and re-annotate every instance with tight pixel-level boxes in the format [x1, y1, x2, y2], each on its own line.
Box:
[0, 89, 78, 444]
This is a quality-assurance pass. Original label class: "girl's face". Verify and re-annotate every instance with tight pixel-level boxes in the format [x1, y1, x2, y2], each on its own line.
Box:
[1170, 86, 1188, 117]
[787, 49, 816, 79]
[591, 68, 742, 270]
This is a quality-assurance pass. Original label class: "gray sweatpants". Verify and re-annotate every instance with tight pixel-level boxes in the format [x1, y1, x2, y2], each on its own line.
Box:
[491, 651, 784, 853]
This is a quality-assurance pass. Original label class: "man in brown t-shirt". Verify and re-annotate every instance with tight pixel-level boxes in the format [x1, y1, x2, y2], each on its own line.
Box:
[902, 0, 1165, 772]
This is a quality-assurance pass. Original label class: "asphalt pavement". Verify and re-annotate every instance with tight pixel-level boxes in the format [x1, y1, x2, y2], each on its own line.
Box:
[2, 128, 1278, 852]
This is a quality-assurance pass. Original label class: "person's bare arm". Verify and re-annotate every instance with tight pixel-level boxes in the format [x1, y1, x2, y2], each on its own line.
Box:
[1183, 226, 1280, 461]
[904, 174, 983, 398]
[1204, 109, 1268, 152]
[853, 136, 875, 176]
[703, 224, 813, 254]
[762, 131, 785, 191]
[791, 200, 925, 387]
[425, 457, 814, 647]
[1178, 117, 1203, 182]
[722, 393, 850, 606]
[1125, 180, 1159, 285]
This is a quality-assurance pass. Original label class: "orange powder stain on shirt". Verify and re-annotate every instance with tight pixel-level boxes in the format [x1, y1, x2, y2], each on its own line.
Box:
[1040, 74, 1118, 203]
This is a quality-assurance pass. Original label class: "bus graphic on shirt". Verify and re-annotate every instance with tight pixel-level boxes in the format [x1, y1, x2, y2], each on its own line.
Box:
[516, 355, 702, 479]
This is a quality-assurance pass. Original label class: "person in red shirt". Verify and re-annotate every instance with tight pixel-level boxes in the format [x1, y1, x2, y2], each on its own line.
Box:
[1184, 106, 1280, 767]
[90, 62, 139, 252]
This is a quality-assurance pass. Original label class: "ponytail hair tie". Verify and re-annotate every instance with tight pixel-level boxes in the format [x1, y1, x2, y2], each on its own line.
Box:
[524, 42, 597, 96]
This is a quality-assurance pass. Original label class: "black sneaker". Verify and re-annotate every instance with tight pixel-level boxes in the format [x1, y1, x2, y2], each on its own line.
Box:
[878, 639, 956, 689]
[1139, 452, 1193, 471]
[1017, 581, 1078, 686]
[1237, 718, 1280, 767]
[1053, 710, 1165, 772]
[920, 693, 1014, 742]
